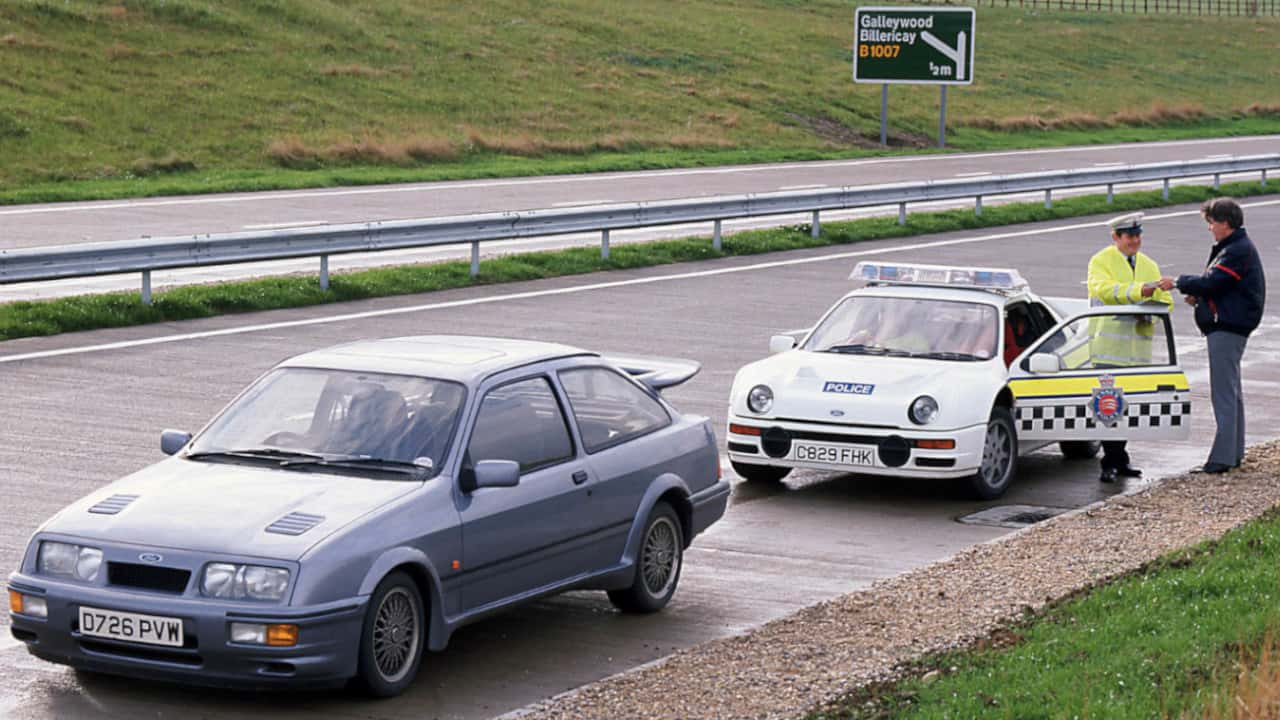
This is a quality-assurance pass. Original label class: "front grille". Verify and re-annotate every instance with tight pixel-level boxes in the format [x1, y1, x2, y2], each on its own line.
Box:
[727, 442, 758, 454]
[107, 562, 191, 594]
[915, 457, 956, 468]
[80, 639, 202, 666]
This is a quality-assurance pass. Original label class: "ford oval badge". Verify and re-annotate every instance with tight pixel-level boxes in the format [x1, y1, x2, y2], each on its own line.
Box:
[830, 410, 845, 417]
[138, 552, 163, 564]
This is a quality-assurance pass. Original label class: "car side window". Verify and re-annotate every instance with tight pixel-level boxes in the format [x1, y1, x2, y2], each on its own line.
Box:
[1031, 313, 1173, 371]
[558, 367, 671, 453]
[467, 377, 574, 473]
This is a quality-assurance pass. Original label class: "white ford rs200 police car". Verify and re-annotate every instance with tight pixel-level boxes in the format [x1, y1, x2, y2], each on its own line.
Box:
[726, 262, 1192, 498]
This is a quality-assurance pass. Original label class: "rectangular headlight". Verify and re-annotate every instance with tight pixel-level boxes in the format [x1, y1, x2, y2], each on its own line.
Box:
[201, 563, 289, 601]
[37, 542, 103, 583]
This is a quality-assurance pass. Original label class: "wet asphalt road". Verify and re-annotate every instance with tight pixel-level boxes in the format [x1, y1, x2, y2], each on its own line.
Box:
[0, 198, 1277, 719]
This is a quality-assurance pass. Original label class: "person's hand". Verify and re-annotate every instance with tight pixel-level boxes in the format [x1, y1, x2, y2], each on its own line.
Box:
[1141, 282, 1156, 298]
[1184, 295, 1197, 306]
[1155, 277, 1176, 291]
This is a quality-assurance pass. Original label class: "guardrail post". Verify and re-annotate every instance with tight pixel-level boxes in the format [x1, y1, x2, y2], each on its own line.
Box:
[811, 210, 820, 238]
[1214, 173, 1221, 190]
[319, 255, 329, 291]
[1044, 189, 1052, 209]
[713, 220, 722, 251]
[470, 241, 479, 277]
[1107, 183, 1114, 203]
[898, 202, 906, 225]
[1162, 178, 1170, 200]
[141, 270, 152, 305]
[1263, 169, 1268, 187]
[601, 229, 610, 260]
[975, 195, 983, 216]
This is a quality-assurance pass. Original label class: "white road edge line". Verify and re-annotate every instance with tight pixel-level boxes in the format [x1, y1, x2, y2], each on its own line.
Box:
[778, 184, 827, 190]
[1, 135, 1274, 216]
[954, 171, 992, 177]
[3, 198, 1278, 365]
[0, 635, 22, 652]
[241, 220, 329, 230]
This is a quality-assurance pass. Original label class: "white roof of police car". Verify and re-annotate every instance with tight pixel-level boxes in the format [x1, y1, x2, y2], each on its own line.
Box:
[844, 284, 1025, 308]
[279, 335, 592, 383]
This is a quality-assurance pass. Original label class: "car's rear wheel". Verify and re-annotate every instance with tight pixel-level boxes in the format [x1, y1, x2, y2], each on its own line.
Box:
[608, 501, 683, 613]
[1059, 440, 1102, 460]
[730, 461, 791, 483]
[967, 407, 1017, 500]
[355, 571, 425, 698]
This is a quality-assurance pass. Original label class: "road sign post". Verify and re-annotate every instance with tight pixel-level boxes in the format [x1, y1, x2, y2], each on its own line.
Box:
[853, 6, 975, 148]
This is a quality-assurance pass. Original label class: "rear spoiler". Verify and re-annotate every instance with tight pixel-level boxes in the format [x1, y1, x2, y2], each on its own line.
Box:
[604, 354, 701, 393]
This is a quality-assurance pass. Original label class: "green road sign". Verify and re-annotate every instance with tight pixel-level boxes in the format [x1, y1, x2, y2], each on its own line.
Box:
[853, 6, 975, 85]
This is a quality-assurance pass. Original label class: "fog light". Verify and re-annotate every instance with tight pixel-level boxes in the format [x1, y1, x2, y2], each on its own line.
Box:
[266, 624, 298, 647]
[24, 596, 48, 619]
[230, 622, 267, 645]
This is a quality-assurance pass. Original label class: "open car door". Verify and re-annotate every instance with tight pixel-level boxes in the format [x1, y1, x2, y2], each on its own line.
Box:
[1007, 306, 1191, 442]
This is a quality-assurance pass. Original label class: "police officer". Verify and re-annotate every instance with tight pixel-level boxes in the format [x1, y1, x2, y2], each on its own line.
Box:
[1086, 212, 1173, 483]
[1156, 198, 1266, 473]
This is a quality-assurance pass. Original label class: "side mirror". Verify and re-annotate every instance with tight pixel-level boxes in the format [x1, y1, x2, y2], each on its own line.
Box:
[769, 335, 797, 354]
[161, 429, 192, 456]
[1028, 353, 1060, 375]
[471, 459, 521, 490]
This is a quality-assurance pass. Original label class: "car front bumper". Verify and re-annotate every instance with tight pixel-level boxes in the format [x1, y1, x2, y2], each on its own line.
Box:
[726, 415, 986, 479]
[8, 574, 366, 690]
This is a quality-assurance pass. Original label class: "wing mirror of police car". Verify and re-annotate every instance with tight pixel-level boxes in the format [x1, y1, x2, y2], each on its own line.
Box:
[1028, 353, 1060, 375]
[161, 429, 192, 456]
[769, 335, 797, 354]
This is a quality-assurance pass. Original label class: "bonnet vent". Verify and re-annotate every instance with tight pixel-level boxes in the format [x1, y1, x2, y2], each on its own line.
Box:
[265, 512, 325, 536]
[88, 494, 140, 515]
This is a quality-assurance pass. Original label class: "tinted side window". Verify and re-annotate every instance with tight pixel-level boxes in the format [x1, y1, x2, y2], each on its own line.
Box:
[468, 377, 573, 472]
[558, 368, 671, 453]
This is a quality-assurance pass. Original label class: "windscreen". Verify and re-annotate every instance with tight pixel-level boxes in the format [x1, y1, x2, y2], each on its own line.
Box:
[803, 296, 999, 360]
[189, 368, 466, 473]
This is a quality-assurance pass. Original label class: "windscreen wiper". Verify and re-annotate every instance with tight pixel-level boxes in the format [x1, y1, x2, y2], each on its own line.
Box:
[907, 351, 985, 361]
[186, 448, 326, 462]
[278, 454, 427, 476]
[824, 343, 888, 355]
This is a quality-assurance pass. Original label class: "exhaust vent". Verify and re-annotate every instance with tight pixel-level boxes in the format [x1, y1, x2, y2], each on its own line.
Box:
[265, 512, 325, 536]
[88, 494, 140, 515]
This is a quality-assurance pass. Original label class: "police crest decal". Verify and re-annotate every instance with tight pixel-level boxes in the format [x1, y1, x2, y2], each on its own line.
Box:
[1090, 375, 1126, 427]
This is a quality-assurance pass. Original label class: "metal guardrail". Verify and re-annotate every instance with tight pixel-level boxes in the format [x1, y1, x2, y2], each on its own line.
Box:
[1, 154, 1275, 303]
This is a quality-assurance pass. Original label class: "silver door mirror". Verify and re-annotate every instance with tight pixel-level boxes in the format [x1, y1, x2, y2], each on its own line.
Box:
[769, 335, 796, 354]
[1028, 353, 1060, 375]
[161, 429, 192, 456]
[472, 459, 521, 489]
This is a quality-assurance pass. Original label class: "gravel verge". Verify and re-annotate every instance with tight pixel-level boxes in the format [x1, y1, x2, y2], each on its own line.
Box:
[515, 440, 1280, 720]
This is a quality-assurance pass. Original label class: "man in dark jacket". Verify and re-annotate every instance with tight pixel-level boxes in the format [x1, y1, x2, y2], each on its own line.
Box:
[1157, 197, 1266, 473]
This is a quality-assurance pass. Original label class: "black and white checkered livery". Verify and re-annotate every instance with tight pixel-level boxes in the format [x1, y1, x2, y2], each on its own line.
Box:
[1015, 401, 1192, 432]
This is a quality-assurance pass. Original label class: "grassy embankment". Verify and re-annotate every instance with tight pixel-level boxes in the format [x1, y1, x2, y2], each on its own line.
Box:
[1, 0, 1279, 204]
[809, 508, 1280, 719]
[1, 178, 1275, 342]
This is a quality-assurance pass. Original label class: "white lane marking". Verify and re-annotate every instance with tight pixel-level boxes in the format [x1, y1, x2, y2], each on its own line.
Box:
[241, 220, 329, 230]
[2, 136, 1275, 217]
[551, 200, 615, 207]
[1203, 154, 1233, 160]
[955, 171, 992, 178]
[3, 198, 1278, 365]
[779, 184, 827, 190]
[1092, 162, 1125, 168]
[0, 635, 21, 652]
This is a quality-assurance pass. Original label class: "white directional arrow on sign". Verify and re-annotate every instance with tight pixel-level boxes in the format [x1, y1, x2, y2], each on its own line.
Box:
[920, 30, 967, 81]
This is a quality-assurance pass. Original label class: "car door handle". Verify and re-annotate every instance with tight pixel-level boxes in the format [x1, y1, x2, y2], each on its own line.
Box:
[572, 470, 589, 485]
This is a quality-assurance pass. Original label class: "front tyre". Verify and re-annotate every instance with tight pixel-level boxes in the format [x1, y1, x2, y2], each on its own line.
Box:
[355, 571, 425, 698]
[967, 407, 1018, 500]
[730, 461, 791, 483]
[608, 501, 684, 613]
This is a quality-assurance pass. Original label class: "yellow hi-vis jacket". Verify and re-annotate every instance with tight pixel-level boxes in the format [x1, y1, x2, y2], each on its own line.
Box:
[1086, 245, 1174, 366]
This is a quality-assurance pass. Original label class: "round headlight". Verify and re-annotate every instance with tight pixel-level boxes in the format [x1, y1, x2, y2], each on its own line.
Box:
[909, 395, 939, 425]
[747, 385, 774, 414]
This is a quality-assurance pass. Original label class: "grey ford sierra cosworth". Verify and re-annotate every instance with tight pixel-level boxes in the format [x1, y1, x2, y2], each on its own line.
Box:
[8, 335, 729, 697]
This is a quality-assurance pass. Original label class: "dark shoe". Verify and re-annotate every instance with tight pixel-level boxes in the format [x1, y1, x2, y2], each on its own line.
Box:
[1099, 468, 1118, 483]
[1200, 462, 1231, 474]
[1115, 465, 1143, 478]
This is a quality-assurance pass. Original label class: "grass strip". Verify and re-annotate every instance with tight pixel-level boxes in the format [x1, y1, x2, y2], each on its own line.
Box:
[4, 117, 1278, 207]
[1, 179, 1275, 343]
[808, 507, 1280, 720]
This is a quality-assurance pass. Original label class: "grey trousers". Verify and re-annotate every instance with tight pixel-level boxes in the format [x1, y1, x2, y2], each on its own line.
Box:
[1206, 330, 1248, 467]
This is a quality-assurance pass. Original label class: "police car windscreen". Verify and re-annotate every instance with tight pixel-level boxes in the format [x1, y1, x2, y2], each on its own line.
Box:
[804, 297, 998, 360]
